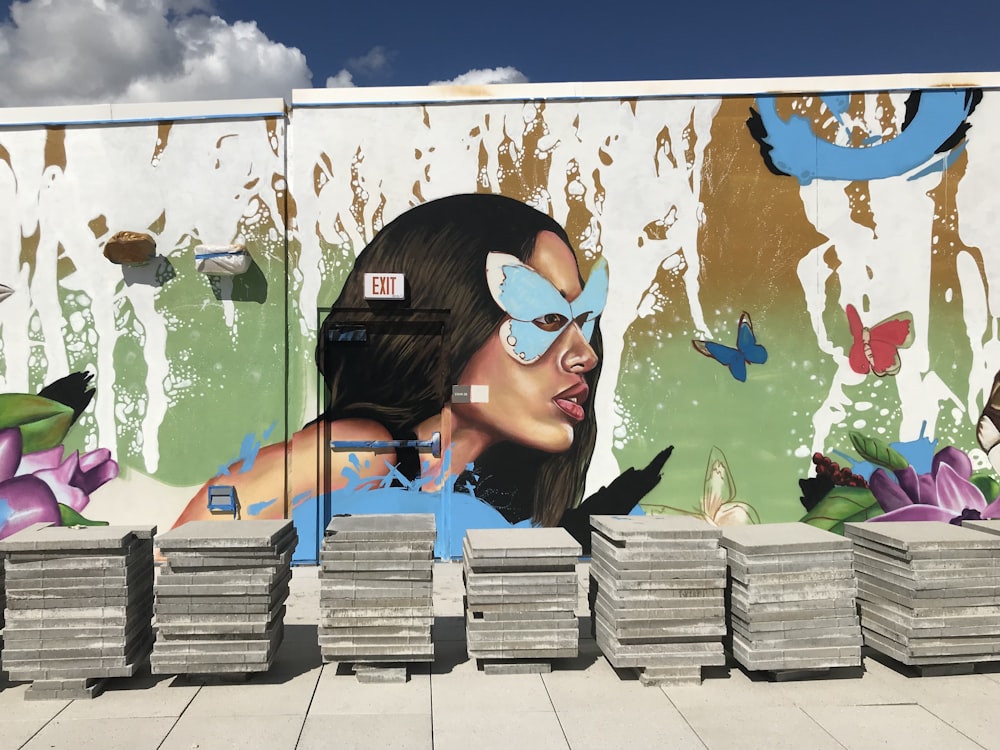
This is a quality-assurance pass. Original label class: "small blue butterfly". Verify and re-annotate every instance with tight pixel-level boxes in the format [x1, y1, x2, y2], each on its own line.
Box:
[692, 312, 767, 382]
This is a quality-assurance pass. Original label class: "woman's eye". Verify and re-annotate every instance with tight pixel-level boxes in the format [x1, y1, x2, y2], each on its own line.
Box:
[532, 313, 568, 331]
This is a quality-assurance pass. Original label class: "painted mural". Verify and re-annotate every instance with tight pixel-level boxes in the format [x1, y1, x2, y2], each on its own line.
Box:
[3, 81, 1000, 562]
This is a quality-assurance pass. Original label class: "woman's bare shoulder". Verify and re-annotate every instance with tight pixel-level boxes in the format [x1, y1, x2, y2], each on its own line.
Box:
[327, 418, 395, 442]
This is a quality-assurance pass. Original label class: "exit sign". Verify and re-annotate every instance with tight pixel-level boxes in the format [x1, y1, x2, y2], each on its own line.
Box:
[363, 273, 405, 300]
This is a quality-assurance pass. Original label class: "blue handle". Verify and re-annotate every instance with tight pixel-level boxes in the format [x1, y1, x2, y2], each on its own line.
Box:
[331, 431, 441, 458]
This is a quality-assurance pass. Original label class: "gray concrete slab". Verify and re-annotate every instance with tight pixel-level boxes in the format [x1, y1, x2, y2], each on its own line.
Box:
[6, 560, 1000, 749]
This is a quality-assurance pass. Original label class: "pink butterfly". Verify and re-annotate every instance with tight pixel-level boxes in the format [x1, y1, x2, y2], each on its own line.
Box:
[846, 304, 914, 377]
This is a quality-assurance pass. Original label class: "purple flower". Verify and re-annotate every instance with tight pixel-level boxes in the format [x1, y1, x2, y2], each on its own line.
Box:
[0, 427, 118, 540]
[868, 446, 1000, 524]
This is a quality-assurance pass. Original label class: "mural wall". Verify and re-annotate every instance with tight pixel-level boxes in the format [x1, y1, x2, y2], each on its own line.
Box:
[2, 80, 999, 562]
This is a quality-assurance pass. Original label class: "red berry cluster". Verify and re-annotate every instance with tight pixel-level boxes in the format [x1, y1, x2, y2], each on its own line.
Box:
[812, 452, 868, 489]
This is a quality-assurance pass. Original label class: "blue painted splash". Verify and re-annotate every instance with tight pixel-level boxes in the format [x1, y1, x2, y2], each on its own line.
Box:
[247, 498, 278, 516]
[0, 497, 12, 532]
[755, 89, 977, 185]
[216, 422, 278, 477]
[834, 423, 938, 479]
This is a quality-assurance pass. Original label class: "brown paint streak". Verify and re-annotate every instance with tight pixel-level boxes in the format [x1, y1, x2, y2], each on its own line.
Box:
[88, 215, 109, 239]
[592, 169, 605, 216]
[698, 97, 827, 312]
[422, 106, 430, 128]
[20, 225, 40, 272]
[265, 117, 281, 157]
[44, 127, 66, 171]
[147, 211, 167, 235]
[642, 206, 679, 241]
[350, 147, 368, 243]
[314, 152, 333, 197]
[874, 93, 899, 141]
[654, 126, 677, 176]
[476, 141, 492, 193]
[151, 123, 172, 166]
[683, 111, 697, 169]
[845, 182, 877, 238]
[495, 105, 556, 212]
[372, 193, 387, 233]
[55, 242, 75, 282]
[927, 150, 985, 331]
[412, 180, 426, 204]
[564, 159, 597, 266]
[273, 172, 297, 230]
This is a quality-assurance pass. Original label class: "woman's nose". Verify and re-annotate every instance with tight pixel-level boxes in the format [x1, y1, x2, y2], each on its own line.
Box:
[560, 323, 598, 373]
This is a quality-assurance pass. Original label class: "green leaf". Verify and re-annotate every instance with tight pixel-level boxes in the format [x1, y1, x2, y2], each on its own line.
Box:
[971, 470, 1000, 503]
[0, 393, 75, 452]
[848, 431, 908, 471]
[57, 503, 110, 527]
[800, 486, 883, 535]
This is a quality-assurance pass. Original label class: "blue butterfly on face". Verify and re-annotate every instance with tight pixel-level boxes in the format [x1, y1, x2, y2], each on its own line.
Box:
[486, 252, 609, 364]
[692, 312, 767, 382]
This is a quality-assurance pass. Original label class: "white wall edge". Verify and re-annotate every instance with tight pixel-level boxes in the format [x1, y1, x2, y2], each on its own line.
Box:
[293, 71, 1000, 107]
[0, 98, 287, 127]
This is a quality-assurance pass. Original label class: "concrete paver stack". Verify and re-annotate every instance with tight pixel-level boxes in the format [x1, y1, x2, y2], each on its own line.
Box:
[151, 520, 297, 677]
[318, 514, 436, 682]
[589, 515, 727, 686]
[463, 527, 580, 674]
[721, 522, 862, 674]
[0, 523, 156, 699]
[846, 520, 1000, 671]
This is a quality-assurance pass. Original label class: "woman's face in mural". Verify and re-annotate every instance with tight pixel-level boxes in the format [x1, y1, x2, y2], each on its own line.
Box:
[456, 231, 601, 453]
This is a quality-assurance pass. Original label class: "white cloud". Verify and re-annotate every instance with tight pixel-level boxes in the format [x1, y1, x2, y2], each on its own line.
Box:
[429, 67, 529, 86]
[0, 0, 312, 106]
[347, 45, 392, 76]
[325, 69, 355, 88]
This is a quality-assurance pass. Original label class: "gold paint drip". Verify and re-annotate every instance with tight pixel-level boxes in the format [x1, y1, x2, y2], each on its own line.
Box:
[844, 181, 877, 238]
[350, 147, 369, 244]
[372, 193, 387, 233]
[642, 206, 679, 241]
[698, 97, 827, 312]
[683, 110, 697, 169]
[314, 152, 334, 197]
[151, 122, 172, 167]
[476, 141, 491, 193]
[422, 106, 431, 128]
[55, 242, 76, 282]
[495, 104, 555, 212]
[563, 159, 599, 266]
[654, 126, 677, 176]
[147, 211, 166, 235]
[44, 126, 66, 171]
[20, 225, 40, 274]
[88, 215, 109, 239]
[592, 169, 605, 216]
[265, 117, 281, 157]
[412, 180, 426, 204]
[273, 172, 297, 231]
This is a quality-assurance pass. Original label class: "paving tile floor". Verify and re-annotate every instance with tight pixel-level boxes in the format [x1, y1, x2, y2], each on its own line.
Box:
[1, 562, 999, 749]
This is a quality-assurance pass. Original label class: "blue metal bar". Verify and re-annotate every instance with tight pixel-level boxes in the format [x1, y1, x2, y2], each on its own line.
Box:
[331, 431, 441, 458]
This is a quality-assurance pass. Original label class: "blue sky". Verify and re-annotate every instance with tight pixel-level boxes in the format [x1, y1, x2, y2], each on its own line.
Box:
[212, 0, 999, 87]
[0, 0, 997, 107]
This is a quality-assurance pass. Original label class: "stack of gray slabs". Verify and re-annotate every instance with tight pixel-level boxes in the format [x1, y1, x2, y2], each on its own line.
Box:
[463, 528, 581, 673]
[721, 523, 861, 673]
[151, 520, 297, 676]
[0, 523, 156, 700]
[589, 515, 727, 686]
[846, 520, 1000, 668]
[318, 514, 435, 681]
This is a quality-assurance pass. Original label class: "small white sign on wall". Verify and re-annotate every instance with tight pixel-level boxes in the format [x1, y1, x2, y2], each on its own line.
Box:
[364, 273, 405, 300]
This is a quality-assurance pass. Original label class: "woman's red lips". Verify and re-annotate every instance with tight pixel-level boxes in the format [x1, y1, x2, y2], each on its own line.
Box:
[553, 382, 589, 422]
